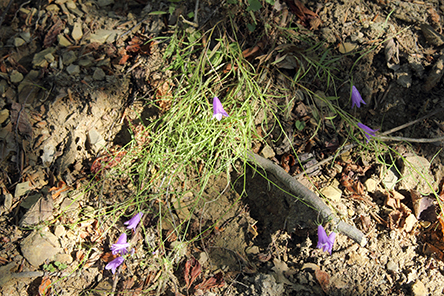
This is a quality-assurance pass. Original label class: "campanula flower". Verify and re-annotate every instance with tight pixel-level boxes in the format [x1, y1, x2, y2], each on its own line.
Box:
[105, 256, 124, 274]
[351, 86, 366, 108]
[317, 225, 336, 255]
[357, 123, 378, 142]
[124, 212, 143, 230]
[110, 233, 130, 255]
[212, 97, 229, 121]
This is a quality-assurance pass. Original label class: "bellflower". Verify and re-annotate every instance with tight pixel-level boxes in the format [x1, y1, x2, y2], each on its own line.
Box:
[124, 212, 143, 230]
[357, 123, 378, 142]
[351, 86, 366, 108]
[105, 256, 124, 274]
[110, 233, 130, 255]
[212, 97, 229, 121]
[317, 225, 336, 255]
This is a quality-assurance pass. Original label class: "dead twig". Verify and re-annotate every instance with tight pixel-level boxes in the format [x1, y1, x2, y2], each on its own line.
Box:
[248, 152, 367, 247]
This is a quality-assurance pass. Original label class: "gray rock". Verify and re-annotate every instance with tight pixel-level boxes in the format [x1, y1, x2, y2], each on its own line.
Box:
[20, 195, 54, 227]
[411, 280, 427, 296]
[66, 64, 80, 75]
[97, 0, 114, 7]
[261, 145, 275, 159]
[399, 155, 434, 194]
[0, 109, 9, 125]
[93, 67, 106, 80]
[380, 166, 398, 190]
[364, 178, 377, 193]
[32, 48, 56, 68]
[89, 29, 117, 44]
[252, 273, 285, 296]
[71, 22, 83, 41]
[14, 37, 25, 47]
[78, 56, 94, 67]
[14, 181, 31, 199]
[9, 70, 23, 83]
[88, 128, 106, 152]
[45, 4, 60, 12]
[20, 227, 63, 267]
[62, 51, 77, 65]
[58, 34, 72, 47]
[386, 260, 398, 273]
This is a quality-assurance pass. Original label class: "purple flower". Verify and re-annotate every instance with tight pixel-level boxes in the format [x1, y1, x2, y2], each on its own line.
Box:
[351, 86, 366, 108]
[105, 256, 124, 274]
[357, 123, 378, 142]
[212, 97, 229, 121]
[317, 225, 336, 255]
[124, 212, 143, 230]
[110, 233, 130, 255]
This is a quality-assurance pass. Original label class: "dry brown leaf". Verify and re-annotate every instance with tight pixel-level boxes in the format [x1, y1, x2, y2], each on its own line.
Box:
[411, 189, 435, 220]
[11, 102, 33, 138]
[44, 18, 64, 48]
[38, 276, 52, 296]
[194, 272, 225, 292]
[184, 257, 201, 289]
[315, 269, 330, 293]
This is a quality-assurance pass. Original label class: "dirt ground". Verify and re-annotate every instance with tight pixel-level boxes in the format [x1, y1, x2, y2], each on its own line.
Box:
[1, 0, 444, 295]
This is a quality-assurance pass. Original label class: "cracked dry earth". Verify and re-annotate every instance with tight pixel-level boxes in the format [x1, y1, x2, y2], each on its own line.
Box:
[1, 0, 444, 295]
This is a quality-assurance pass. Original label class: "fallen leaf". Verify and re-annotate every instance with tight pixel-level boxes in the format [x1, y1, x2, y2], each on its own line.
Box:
[11, 102, 33, 139]
[314, 269, 330, 293]
[44, 18, 64, 48]
[38, 276, 51, 296]
[194, 272, 225, 291]
[184, 257, 201, 289]
[411, 190, 436, 220]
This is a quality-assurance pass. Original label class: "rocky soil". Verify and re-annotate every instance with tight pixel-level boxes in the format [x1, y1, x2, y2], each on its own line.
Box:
[1, 0, 444, 295]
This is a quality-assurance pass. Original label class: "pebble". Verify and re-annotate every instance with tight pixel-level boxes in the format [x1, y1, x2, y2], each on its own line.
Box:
[58, 34, 72, 47]
[32, 48, 56, 68]
[364, 178, 377, 193]
[88, 128, 106, 152]
[9, 70, 23, 83]
[45, 4, 60, 12]
[14, 37, 25, 47]
[93, 67, 106, 80]
[62, 51, 77, 65]
[66, 64, 80, 75]
[71, 22, 83, 41]
[89, 29, 116, 44]
[320, 185, 342, 202]
[261, 145, 275, 159]
[411, 280, 427, 296]
[20, 227, 63, 267]
[14, 181, 31, 198]
[386, 260, 398, 273]
[380, 166, 398, 190]
[399, 155, 434, 194]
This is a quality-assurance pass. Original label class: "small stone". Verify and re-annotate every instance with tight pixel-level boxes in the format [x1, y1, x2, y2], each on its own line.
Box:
[0, 109, 9, 125]
[364, 178, 377, 193]
[14, 181, 31, 199]
[20, 227, 63, 267]
[88, 128, 106, 152]
[71, 22, 83, 41]
[380, 166, 398, 190]
[45, 4, 60, 12]
[261, 145, 275, 159]
[93, 67, 106, 80]
[66, 64, 80, 75]
[32, 48, 56, 68]
[338, 42, 357, 54]
[89, 29, 117, 44]
[386, 260, 398, 273]
[62, 51, 77, 65]
[97, 0, 114, 7]
[399, 155, 434, 194]
[20, 196, 54, 226]
[54, 225, 66, 237]
[3, 192, 12, 210]
[58, 35, 72, 47]
[411, 280, 427, 296]
[9, 70, 24, 83]
[14, 37, 25, 47]
[53, 253, 73, 264]
[77, 57, 94, 67]
[320, 185, 342, 202]
[19, 32, 31, 43]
